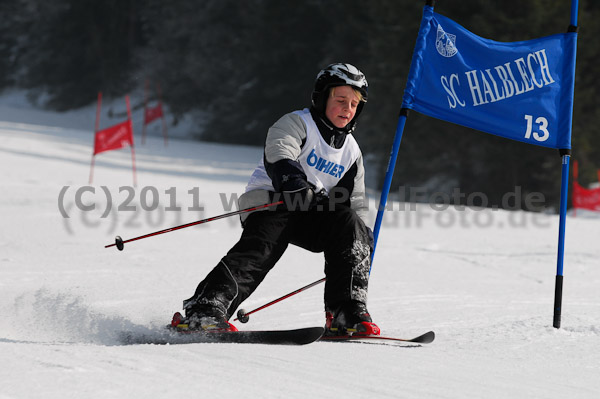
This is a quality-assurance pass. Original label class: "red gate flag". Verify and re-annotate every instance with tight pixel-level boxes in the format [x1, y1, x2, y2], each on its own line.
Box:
[144, 103, 163, 125]
[94, 119, 134, 155]
[572, 160, 600, 213]
[141, 80, 168, 146]
[89, 93, 137, 185]
[572, 182, 600, 212]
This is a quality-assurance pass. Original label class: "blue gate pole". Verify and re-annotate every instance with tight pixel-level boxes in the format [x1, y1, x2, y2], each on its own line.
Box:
[371, 109, 409, 269]
[570, 0, 579, 28]
[553, 0, 579, 329]
[553, 154, 570, 328]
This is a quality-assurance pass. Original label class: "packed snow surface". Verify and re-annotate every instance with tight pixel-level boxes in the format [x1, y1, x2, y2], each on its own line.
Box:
[1, 94, 599, 398]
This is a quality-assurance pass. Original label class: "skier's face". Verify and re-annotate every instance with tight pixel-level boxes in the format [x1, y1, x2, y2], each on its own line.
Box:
[325, 86, 360, 128]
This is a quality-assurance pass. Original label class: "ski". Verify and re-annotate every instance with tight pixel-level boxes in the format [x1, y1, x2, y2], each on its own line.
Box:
[120, 326, 325, 345]
[319, 330, 435, 346]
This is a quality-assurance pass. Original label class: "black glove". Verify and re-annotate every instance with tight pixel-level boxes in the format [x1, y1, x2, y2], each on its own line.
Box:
[282, 187, 315, 211]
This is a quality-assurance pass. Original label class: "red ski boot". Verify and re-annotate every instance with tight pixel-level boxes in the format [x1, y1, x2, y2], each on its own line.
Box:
[324, 301, 380, 336]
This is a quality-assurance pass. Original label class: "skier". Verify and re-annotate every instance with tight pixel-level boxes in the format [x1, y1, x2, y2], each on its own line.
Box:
[182, 63, 380, 336]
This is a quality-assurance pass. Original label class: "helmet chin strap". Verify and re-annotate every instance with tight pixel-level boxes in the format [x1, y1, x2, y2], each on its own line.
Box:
[314, 109, 357, 135]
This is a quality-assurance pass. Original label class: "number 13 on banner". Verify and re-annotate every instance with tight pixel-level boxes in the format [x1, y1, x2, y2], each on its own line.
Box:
[524, 114, 550, 142]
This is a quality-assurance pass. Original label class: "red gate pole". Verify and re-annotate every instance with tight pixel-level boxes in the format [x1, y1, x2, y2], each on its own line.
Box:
[89, 92, 103, 184]
[158, 82, 168, 146]
[126, 95, 137, 187]
[142, 79, 149, 145]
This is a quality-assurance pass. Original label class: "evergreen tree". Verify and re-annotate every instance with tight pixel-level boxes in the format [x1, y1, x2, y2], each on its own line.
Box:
[10, 0, 142, 110]
[1, 0, 597, 209]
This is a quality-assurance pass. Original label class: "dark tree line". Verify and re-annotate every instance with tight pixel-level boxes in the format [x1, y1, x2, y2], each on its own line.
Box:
[2, 0, 598, 210]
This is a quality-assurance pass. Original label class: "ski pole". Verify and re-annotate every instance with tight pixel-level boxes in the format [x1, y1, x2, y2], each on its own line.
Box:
[235, 277, 326, 323]
[105, 200, 283, 251]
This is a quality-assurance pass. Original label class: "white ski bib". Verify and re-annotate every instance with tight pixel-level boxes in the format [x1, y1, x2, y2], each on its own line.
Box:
[246, 108, 360, 194]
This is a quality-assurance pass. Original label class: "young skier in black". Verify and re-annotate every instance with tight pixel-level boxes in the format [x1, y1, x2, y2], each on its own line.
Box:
[181, 63, 380, 336]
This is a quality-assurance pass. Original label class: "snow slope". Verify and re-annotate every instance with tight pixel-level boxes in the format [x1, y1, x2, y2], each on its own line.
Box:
[1, 98, 599, 398]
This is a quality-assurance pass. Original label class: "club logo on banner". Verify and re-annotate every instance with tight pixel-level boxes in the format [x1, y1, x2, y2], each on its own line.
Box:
[436, 25, 457, 57]
[402, 6, 577, 150]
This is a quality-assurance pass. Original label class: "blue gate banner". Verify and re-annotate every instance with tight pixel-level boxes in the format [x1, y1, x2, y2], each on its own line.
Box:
[401, 6, 577, 149]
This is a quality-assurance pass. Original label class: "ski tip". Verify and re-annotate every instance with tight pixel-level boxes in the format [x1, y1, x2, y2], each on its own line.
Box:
[411, 330, 435, 344]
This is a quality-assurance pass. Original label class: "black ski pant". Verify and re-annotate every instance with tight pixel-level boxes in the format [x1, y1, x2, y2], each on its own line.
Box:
[184, 204, 372, 320]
